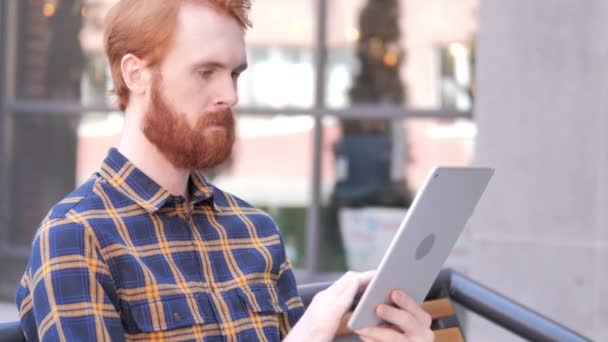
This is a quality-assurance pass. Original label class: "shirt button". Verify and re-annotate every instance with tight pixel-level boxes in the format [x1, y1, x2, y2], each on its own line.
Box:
[173, 312, 181, 322]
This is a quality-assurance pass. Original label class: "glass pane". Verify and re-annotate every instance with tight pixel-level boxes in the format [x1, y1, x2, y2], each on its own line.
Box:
[326, 0, 478, 110]
[319, 116, 476, 272]
[13, 0, 112, 104]
[246, 0, 314, 47]
[6, 112, 117, 247]
[6, 114, 80, 246]
[238, 47, 314, 108]
[239, 0, 315, 108]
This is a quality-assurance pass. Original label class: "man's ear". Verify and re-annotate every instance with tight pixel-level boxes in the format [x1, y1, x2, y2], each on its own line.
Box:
[120, 53, 151, 95]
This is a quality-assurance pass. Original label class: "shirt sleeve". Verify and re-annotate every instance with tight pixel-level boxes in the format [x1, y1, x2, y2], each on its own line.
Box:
[16, 218, 125, 342]
[276, 256, 305, 339]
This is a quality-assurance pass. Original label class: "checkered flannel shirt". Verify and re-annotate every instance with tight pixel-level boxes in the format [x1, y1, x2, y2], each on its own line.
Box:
[16, 148, 305, 341]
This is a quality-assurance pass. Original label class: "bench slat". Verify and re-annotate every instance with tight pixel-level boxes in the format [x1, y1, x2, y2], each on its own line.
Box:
[422, 298, 455, 319]
[435, 327, 465, 342]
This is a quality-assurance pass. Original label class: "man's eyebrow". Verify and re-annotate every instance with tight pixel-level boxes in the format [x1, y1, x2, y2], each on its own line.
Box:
[193, 61, 248, 73]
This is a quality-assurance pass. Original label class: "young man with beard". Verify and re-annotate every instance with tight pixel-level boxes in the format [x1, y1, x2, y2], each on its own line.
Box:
[15, 1, 433, 341]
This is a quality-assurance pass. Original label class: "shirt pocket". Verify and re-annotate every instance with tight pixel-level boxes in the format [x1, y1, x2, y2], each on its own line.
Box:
[237, 283, 287, 316]
[120, 293, 217, 334]
[233, 283, 287, 339]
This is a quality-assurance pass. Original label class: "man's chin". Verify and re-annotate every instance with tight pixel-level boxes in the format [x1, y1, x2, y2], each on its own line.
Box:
[203, 128, 235, 144]
[204, 125, 231, 138]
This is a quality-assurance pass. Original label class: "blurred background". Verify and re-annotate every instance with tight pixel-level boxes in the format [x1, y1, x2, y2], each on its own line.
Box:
[0, 0, 605, 341]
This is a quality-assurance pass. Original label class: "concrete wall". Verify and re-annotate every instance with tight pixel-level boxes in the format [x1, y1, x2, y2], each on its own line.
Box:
[470, 1, 608, 340]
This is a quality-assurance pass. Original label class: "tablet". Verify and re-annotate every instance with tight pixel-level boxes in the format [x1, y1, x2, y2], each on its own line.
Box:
[347, 166, 494, 330]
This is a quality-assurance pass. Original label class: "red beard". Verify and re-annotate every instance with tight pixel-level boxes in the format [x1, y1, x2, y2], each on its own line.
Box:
[143, 73, 236, 170]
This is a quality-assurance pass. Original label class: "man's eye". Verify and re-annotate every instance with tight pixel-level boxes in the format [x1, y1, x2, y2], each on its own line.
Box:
[199, 70, 214, 79]
[231, 71, 241, 81]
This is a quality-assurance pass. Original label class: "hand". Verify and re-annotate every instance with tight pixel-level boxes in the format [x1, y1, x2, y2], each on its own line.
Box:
[284, 271, 374, 342]
[355, 290, 434, 342]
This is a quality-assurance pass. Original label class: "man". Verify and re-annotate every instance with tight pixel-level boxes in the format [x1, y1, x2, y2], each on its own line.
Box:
[16, 1, 433, 341]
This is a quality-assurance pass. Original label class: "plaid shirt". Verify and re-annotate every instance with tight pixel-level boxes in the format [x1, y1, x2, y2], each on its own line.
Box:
[16, 148, 305, 341]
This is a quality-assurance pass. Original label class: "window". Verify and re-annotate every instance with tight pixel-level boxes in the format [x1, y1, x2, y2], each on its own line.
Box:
[0, 0, 477, 296]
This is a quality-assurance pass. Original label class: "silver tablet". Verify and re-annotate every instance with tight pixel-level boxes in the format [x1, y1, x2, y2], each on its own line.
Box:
[347, 166, 494, 330]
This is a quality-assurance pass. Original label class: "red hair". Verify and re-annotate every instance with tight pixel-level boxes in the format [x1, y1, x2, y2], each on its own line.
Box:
[104, 0, 251, 111]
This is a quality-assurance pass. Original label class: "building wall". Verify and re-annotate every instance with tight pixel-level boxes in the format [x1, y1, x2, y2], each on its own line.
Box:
[471, 1, 608, 340]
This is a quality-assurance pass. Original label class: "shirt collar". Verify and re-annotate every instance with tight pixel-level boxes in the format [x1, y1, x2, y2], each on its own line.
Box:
[99, 148, 215, 213]
[189, 171, 216, 209]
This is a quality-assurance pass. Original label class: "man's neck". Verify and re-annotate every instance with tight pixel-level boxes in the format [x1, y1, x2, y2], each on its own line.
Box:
[117, 119, 190, 200]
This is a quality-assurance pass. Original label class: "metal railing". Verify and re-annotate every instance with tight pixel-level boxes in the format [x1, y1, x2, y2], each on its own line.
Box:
[297, 268, 592, 342]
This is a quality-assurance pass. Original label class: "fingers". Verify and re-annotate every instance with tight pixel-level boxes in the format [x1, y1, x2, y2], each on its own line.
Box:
[332, 271, 362, 297]
[325, 270, 375, 299]
[355, 289, 434, 341]
[316, 271, 368, 315]
[358, 270, 376, 285]
[309, 270, 378, 329]
[357, 317, 434, 342]
[389, 290, 432, 328]
[356, 326, 405, 342]
[375, 304, 420, 335]
[303, 271, 365, 339]
[360, 335, 381, 342]
[360, 336, 381, 342]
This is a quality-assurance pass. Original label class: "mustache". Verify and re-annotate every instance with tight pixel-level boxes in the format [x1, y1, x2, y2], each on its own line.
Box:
[198, 109, 235, 128]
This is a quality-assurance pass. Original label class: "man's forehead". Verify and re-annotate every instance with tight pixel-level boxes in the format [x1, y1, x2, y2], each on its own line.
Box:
[169, 2, 247, 67]
[177, 1, 245, 38]
[185, 39, 247, 69]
